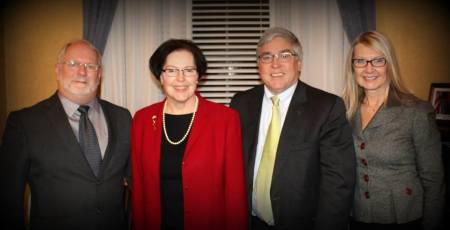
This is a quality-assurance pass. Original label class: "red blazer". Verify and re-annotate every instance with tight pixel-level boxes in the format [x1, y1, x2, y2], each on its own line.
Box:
[131, 95, 248, 230]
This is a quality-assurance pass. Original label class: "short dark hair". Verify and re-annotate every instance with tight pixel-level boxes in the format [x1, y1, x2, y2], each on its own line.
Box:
[149, 39, 207, 80]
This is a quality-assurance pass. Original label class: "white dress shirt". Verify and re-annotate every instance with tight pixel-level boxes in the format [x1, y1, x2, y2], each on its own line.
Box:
[252, 82, 297, 215]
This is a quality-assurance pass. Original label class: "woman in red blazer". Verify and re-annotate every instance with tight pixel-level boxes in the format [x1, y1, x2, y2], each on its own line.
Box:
[131, 39, 248, 230]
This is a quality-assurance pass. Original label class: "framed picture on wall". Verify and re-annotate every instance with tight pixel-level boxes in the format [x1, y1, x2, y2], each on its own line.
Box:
[429, 83, 450, 121]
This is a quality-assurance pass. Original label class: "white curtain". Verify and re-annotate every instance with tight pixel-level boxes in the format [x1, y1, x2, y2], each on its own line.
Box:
[271, 0, 350, 96]
[101, 0, 349, 115]
[102, 0, 189, 115]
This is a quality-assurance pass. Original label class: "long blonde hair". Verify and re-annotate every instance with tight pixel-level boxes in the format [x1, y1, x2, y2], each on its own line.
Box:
[342, 31, 412, 119]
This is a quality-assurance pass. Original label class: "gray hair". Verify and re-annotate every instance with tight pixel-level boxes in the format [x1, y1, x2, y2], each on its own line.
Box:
[56, 39, 102, 65]
[257, 27, 303, 61]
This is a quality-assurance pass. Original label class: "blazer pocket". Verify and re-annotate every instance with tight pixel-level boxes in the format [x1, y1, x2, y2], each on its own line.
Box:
[391, 180, 424, 223]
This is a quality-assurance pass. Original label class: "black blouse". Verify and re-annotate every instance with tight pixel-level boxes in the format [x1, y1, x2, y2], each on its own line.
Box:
[160, 113, 193, 230]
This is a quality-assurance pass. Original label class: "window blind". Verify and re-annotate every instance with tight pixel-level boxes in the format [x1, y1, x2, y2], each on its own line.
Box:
[192, 0, 270, 105]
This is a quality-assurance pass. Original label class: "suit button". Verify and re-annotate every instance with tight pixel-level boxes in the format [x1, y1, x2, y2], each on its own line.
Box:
[361, 159, 368, 166]
[364, 191, 370, 199]
[360, 142, 366, 150]
[363, 174, 369, 182]
[406, 187, 412, 195]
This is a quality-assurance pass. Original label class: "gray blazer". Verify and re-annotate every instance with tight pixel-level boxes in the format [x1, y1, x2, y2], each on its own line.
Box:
[351, 93, 445, 230]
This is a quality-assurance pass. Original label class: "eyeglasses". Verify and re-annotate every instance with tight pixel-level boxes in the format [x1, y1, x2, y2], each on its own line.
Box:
[162, 67, 197, 77]
[352, 57, 386, 68]
[257, 51, 298, 64]
[61, 60, 101, 72]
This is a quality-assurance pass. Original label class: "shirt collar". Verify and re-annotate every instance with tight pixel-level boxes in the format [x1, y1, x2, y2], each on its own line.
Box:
[263, 81, 298, 103]
[58, 93, 100, 117]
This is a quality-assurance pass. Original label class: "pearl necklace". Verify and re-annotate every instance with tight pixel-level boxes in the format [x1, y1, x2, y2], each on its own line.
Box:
[162, 96, 198, 145]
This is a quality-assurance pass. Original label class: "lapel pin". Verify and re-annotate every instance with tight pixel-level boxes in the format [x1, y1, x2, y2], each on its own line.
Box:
[152, 115, 157, 130]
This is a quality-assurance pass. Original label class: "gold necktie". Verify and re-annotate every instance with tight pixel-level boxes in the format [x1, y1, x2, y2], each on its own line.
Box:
[255, 96, 280, 225]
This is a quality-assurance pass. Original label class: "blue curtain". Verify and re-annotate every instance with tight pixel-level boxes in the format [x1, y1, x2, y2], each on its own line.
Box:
[83, 0, 119, 54]
[336, 0, 376, 42]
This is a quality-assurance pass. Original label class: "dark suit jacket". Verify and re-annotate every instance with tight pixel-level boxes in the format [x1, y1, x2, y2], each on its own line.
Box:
[230, 81, 356, 230]
[0, 93, 132, 230]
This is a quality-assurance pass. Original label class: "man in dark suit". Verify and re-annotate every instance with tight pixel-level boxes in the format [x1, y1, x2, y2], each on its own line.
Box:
[0, 40, 131, 230]
[230, 27, 356, 230]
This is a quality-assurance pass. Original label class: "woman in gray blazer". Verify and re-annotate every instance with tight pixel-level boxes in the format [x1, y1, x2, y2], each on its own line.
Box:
[342, 31, 445, 230]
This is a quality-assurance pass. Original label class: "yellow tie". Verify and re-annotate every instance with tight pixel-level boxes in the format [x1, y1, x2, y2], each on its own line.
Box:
[255, 96, 280, 225]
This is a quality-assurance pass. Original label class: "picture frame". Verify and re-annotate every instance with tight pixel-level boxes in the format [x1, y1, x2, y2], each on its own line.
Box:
[429, 83, 450, 121]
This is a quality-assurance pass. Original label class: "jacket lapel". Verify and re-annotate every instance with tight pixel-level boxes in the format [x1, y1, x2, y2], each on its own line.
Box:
[358, 90, 404, 133]
[43, 93, 94, 177]
[183, 95, 205, 161]
[351, 110, 363, 138]
[365, 106, 403, 130]
[246, 87, 264, 188]
[144, 102, 164, 185]
[97, 100, 113, 178]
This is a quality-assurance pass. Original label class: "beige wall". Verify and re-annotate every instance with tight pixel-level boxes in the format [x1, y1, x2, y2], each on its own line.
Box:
[1, 0, 449, 133]
[376, 0, 450, 100]
[0, 0, 82, 134]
